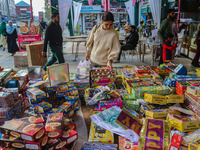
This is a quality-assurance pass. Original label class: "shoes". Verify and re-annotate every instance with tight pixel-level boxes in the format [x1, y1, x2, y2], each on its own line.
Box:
[11, 53, 15, 56]
[3, 48, 5, 51]
[113, 60, 120, 63]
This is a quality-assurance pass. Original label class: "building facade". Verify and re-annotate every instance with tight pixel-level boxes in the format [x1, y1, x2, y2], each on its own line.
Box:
[15, 0, 31, 21]
[0, 0, 16, 21]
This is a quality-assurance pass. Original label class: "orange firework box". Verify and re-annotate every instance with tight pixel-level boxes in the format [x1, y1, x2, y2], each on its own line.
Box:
[25, 134, 48, 150]
[45, 113, 63, 138]
[63, 119, 76, 130]
[46, 138, 68, 150]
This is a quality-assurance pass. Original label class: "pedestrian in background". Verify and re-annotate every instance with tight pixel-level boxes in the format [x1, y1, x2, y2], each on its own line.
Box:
[42, 13, 64, 71]
[6, 20, 19, 56]
[0, 21, 6, 51]
[157, 9, 176, 65]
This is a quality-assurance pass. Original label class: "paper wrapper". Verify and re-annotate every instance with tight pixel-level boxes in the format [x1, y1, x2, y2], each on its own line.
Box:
[139, 119, 170, 150]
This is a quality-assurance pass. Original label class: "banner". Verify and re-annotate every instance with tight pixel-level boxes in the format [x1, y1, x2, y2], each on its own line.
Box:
[125, 0, 135, 25]
[58, 0, 72, 32]
[73, 1, 82, 30]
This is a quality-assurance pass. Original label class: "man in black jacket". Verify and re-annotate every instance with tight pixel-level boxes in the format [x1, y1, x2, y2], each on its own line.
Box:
[116, 25, 139, 62]
[42, 13, 65, 71]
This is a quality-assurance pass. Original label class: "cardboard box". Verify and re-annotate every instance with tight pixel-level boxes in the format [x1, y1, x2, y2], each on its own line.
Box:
[0, 136, 25, 149]
[167, 114, 199, 132]
[116, 108, 142, 135]
[46, 138, 67, 150]
[25, 134, 48, 150]
[119, 136, 138, 150]
[62, 128, 78, 145]
[166, 95, 184, 103]
[14, 52, 28, 67]
[45, 113, 63, 138]
[187, 86, 200, 96]
[189, 138, 200, 150]
[144, 93, 167, 105]
[169, 133, 182, 150]
[26, 43, 47, 66]
[88, 121, 114, 144]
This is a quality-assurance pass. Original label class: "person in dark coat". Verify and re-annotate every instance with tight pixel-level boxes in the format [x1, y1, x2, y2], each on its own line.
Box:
[116, 25, 139, 62]
[6, 20, 19, 55]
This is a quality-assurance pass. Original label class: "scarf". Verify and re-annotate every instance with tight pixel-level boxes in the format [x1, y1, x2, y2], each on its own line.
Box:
[0, 21, 6, 35]
[6, 23, 15, 34]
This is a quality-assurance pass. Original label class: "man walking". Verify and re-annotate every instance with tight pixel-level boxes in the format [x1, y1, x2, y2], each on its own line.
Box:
[42, 13, 65, 71]
[116, 25, 139, 62]
[157, 9, 176, 65]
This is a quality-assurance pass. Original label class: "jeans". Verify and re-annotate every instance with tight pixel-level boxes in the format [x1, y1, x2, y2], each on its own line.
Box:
[43, 45, 65, 70]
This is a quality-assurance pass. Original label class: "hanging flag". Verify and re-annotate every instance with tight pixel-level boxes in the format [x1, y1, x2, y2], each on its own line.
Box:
[73, 1, 82, 30]
[125, 0, 134, 25]
[132, 0, 136, 6]
[108, 0, 110, 11]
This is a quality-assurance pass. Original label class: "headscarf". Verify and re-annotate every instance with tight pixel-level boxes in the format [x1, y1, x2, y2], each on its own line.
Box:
[6, 20, 15, 34]
[0, 21, 6, 36]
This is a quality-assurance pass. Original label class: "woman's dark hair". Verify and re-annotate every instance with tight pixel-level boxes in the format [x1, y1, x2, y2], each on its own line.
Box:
[51, 13, 59, 19]
[130, 25, 136, 31]
[102, 12, 114, 22]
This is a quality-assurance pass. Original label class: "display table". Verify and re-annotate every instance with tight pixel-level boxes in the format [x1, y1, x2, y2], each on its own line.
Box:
[138, 40, 160, 66]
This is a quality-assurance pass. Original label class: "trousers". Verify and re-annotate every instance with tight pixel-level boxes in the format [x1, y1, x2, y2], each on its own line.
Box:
[43, 45, 65, 70]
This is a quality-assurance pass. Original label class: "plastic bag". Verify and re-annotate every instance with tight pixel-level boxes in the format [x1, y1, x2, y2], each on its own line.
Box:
[78, 60, 90, 67]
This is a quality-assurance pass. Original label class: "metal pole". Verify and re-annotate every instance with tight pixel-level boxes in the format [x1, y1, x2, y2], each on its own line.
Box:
[30, 0, 34, 20]
[6, 0, 11, 20]
[177, 0, 181, 29]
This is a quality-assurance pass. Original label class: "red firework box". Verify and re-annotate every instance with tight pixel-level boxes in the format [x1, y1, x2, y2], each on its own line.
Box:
[0, 116, 45, 142]
[0, 136, 25, 149]
[46, 138, 68, 150]
[25, 134, 48, 150]
[62, 127, 78, 145]
[176, 81, 190, 95]
[63, 119, 76, 130]
[169, 133, 182, 150]
[45, 113, 63, 138]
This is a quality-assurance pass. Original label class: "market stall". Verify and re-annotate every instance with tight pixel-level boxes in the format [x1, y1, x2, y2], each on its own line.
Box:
[0, 60, 200, 149]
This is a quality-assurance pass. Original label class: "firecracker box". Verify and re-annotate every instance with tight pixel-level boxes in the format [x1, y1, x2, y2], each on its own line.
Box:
[63, 119, 76, 130]
[122, 94, 136, 101]
[0, 136, 25, 149]
[116, 108, 143, 135]
[118, 136, 138, 150]
[94, 98, 123, 111]
[187, 86, 200, 96]
[46, 138, 67, 150]
[187, 80, 200, 86]
[12, 70, 28, 81]
[88, 121, 114, 144]
[0, 69, 12, 86]
[167, 114, 199, 132]
[0, 92, 14, 107]
[45, 113, 63, 138]
[62, 128, 78, 145]
[174, 64, 187, 75]
[144, 93, 167, 105]
[189, 138, 200, 150]
[169, 133, 182, 150]
[132, 85, 170, 99]
[123, 100, 140, 112]
[184, 92, 200, 117]
[27, 88, 46, 103]
[145, 109, 180, 119]
[90, 68, 116, 88]
[14, 52, 28, 67]
[132, 65, 150, 74]
[176, 81, 190, 95]
[25, 134, 48, 150]
[166, 95, 184, 103]
[26, 43, 47, 66]
[28, 81, 48, 92]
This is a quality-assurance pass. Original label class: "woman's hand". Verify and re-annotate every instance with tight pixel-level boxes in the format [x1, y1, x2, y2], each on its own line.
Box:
[85, 51, 90, 61]
[107, 60, 112, 69]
